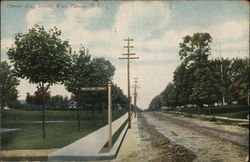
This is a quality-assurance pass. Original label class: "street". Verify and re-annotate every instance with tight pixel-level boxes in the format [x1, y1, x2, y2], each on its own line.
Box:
[113, 112, 249, 162]
[142, 112, 249, 162]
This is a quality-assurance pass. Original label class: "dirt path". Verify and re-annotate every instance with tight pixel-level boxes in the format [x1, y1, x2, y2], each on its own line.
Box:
[109, 113, 196, 162]
[143, 112, 249, 162]
[0, 148, 57, 161]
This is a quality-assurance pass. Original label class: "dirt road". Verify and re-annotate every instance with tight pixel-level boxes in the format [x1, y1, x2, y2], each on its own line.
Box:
[142, 112, 249, 162]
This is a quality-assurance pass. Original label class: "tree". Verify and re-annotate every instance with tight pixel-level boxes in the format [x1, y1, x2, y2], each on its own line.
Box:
[0, 61, 19, 109]
[25, 90, 51, 106]
[178, 33, 219, 107]
[7, 24, 72, 138]
[83, 57, 115, 126]
[64, 47, 91, 130]
[228, 57, 249, 104]
[48, 95, 69, 109]
[148, 95, 162, 111]
[86, 57, 115, 107]
[112, 84, 128, 112]
[112, 84, 127, 105]
[179, 33, 212, 66]
[64, 47, 116, 128]
[161, 82, 177, 108]
[26, 92, 34, 104]
[209, 58, 232, 105]
[173, 63, 191, 107]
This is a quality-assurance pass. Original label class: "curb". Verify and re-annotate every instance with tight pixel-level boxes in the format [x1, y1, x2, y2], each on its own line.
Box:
[48, 122, 129, 161]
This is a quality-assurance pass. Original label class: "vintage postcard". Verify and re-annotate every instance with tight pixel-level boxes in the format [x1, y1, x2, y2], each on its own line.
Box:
[0, 0, 249, 161]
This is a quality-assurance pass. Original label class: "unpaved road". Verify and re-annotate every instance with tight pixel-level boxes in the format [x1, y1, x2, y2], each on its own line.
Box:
[143, 112, 249, 162]
[111, 113, 197, 162]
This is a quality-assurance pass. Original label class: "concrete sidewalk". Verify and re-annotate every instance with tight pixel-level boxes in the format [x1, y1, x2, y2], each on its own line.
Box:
[48, 113, 128, 161]
[113, 116, 141, 161]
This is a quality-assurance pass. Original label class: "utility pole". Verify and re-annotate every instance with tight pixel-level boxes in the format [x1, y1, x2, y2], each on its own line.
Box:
[119, 38, 139, 129]
[108, 81, 112, 147]
[220, 61, 225, 106]
[132, 77, 140, 118]
[219, 42, 225, 106]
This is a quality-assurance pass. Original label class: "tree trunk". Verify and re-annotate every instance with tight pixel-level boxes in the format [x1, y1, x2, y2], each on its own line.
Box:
[42, 83, 46, 139]
[0, 102, 3, 110]
[77, 89, 81, 131]
[77, 108, 80, 131]
[92, 106, 96, 126]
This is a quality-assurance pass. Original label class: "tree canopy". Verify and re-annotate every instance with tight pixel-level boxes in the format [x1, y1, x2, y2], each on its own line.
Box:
[7, 24, 72, 85]
[7, 24, 72, 138]
[149, 32, 249, 110]
[64, 47, 116, 107]
[0, 61, 19, 109]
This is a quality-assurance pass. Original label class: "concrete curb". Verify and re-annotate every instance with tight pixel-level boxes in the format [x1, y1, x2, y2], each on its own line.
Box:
[48, 122, 129, 161]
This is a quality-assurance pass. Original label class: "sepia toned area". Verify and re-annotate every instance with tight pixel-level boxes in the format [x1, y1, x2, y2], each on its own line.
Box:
[0, 0, 249, 162]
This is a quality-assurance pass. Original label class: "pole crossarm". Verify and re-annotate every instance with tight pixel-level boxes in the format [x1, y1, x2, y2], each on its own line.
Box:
[124, 46, 134, 48]
[119, 57, 139, 60]
[124, 38, 134, 41]
[122, 53, 136, 56]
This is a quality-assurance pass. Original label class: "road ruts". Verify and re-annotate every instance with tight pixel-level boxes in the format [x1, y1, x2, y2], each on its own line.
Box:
[143, 112, 249, 162]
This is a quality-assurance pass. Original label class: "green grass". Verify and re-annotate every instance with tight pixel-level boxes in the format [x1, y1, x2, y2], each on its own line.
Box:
[1, 109, 126, 150]
[216, 111, 249, 119]
[103, 119, 128, 148]
[178, 105, 249, 119]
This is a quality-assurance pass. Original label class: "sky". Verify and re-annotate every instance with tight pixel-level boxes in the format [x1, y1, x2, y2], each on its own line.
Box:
[1, 1, 249, 109]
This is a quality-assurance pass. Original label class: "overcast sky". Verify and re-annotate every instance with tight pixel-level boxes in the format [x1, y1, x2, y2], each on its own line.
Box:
[1, 1, 249, 109]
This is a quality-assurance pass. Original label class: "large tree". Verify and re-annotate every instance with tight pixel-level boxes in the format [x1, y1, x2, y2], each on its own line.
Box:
[209, 58, 232, 105]
[112, 84, 127, 105]
[7, 24, 72, 138]
[173, 63, 190, 107]
[178, 33, 220, 107]
[148, 95, 162, 111]
[228, 57, 249, 104]
[0, 61, 19, 109]
[64, 47, 116, 128]
[179, 33, 212, 66]
[161, 82, 177, 108]
[64, 47, 91, 130]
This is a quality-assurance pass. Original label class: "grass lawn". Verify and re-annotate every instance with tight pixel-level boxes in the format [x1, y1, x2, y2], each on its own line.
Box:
[103, 119, 128, 148]
[216, 111, 249, 119]
[174, 105, 249, 119]
[1, 109, 126, 150]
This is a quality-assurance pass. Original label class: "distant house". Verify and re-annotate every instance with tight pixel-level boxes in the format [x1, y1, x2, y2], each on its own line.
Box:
[3, 106, 10, 110]
[68, 100, 77, 109]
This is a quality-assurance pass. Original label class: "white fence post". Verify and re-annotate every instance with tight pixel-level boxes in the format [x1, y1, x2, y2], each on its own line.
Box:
[108, 81, 112, 147]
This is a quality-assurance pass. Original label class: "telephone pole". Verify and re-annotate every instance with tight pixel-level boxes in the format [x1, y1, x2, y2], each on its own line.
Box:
[132, 77, 140, 118]
[219, 42, 225, 106]
[119, 38, 139, 129]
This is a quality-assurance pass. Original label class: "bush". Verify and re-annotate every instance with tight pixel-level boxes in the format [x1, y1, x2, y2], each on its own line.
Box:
[7, 100, 23, 109]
